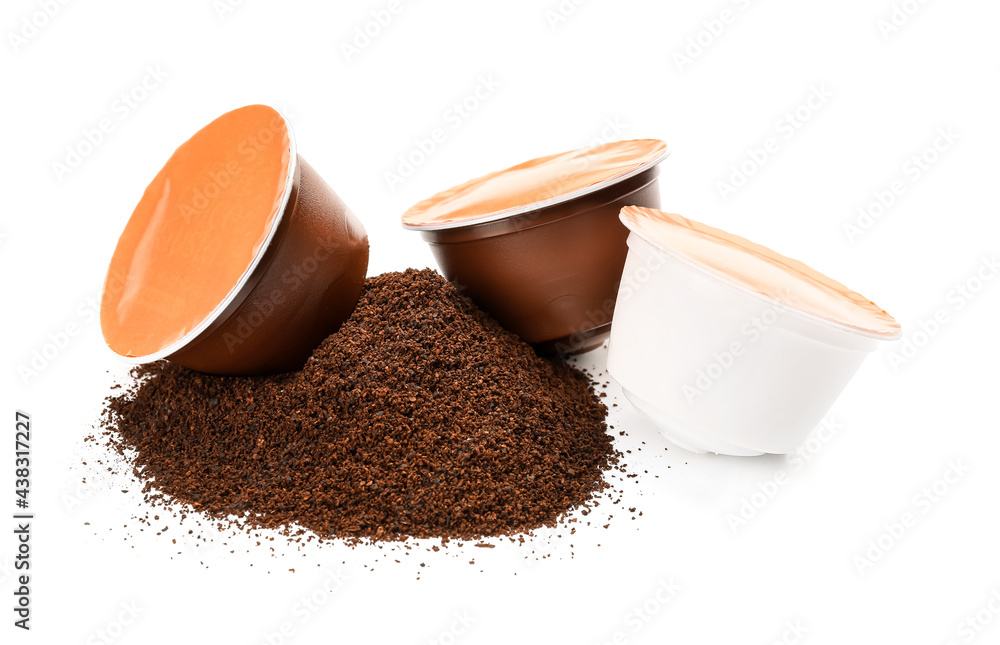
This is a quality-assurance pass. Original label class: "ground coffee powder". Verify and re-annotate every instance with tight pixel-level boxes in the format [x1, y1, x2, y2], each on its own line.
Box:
[102, 269, 618, 542]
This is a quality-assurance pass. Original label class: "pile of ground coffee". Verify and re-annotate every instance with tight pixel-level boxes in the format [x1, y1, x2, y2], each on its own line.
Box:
[102, 269, 618, 542]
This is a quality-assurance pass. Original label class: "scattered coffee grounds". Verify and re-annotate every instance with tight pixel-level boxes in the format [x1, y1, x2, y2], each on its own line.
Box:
[102, 269, 618, 542]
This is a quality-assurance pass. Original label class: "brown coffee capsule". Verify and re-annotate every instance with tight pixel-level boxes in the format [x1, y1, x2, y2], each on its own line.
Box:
[100, 105, 369, 375]
[401, 139, 668, 355]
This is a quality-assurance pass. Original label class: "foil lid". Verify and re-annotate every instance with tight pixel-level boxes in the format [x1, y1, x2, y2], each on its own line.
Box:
[619, 206, 901, 339]
[402, 139, 668, 229]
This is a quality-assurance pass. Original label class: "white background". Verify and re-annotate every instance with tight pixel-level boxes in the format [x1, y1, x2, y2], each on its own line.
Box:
[2, 0, 1000, 643]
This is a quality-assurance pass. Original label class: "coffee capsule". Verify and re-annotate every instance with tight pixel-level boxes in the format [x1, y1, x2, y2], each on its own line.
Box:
[402, 139, 669, 355]
[101, 105, 369, 375]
